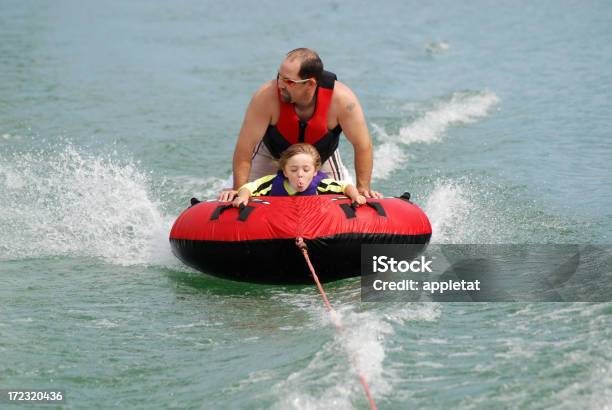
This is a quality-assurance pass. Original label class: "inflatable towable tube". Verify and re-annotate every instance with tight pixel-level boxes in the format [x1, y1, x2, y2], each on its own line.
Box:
[169, 194, 432, 284]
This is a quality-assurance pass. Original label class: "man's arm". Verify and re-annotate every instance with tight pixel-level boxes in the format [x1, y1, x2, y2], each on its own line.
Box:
[336, 83, 382, 198]
[218, 83, 274, 201]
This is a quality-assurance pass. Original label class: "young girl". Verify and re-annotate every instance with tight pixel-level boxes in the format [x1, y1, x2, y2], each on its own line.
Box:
[232, 143, 366, 207]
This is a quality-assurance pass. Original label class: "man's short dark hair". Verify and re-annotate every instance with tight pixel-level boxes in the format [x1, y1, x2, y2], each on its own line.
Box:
[286, 48, 323, 83]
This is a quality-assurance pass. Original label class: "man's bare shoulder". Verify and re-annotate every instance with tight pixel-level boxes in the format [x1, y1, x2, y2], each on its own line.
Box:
[333, 80, 353, 98]
[332, 80, 360, 114]
[247, 80, 278, 121]
[251, 80, 278, 104]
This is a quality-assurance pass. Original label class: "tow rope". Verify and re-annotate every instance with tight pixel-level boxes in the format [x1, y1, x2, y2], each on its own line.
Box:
[295, 237, 378, 410]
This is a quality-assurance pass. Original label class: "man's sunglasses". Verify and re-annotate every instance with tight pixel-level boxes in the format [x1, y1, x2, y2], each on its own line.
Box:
[277, 73, 312, 86]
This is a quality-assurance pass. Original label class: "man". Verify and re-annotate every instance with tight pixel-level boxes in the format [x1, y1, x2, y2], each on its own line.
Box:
[218, 48, 381, 201]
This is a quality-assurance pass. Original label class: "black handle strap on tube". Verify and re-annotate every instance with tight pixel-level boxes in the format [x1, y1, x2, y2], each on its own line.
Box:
[339, 201, 386, 219]
[210, 204, 234, 220]
[338, 203, 356, 218]
[237, 204, 255, 221]
[210, 203, 256, 222]
[398, 192, 411, 202]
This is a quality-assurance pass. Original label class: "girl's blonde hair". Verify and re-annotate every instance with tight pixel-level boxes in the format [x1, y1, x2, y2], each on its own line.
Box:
[277, 143, 322, 171]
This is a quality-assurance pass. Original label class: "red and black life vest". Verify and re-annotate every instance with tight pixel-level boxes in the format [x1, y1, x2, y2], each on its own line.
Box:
[262, 70, 342, 163]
